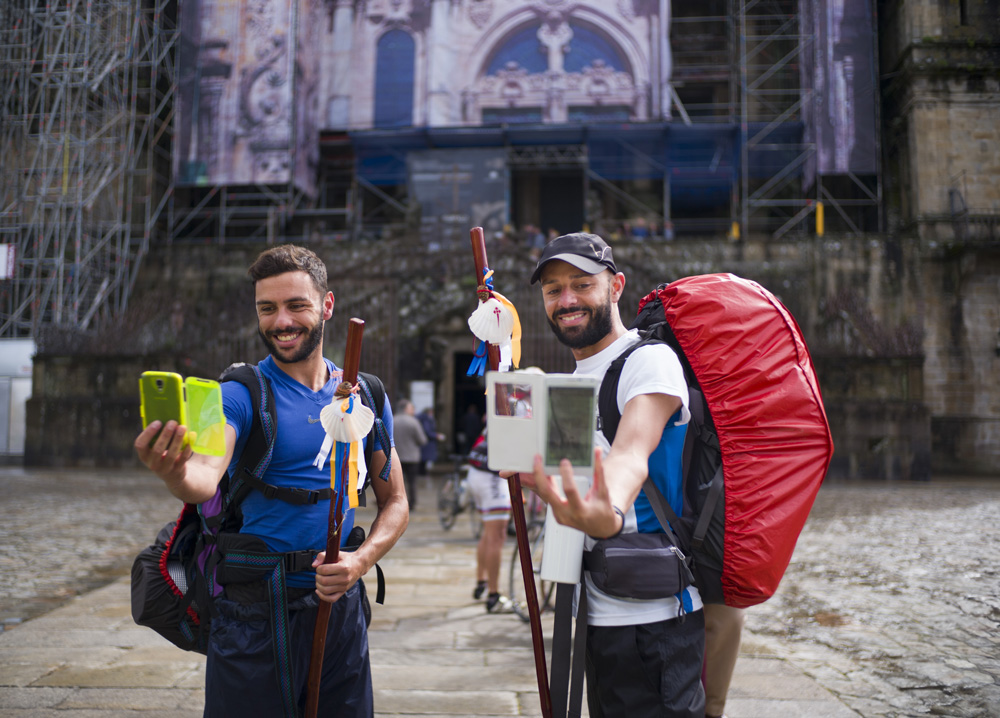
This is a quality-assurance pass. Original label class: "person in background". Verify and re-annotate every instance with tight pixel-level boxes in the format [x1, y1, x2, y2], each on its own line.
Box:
[417, 406, 444, 481]
[460, 404, 483, 456]
[393, 399, 427, 510]
[465, 429, 515, 614]
[704, 604, 746, 718]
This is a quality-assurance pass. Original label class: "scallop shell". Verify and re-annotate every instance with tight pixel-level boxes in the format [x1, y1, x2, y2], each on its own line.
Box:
[320, 396, 375, 443]
[468, 296, 514, 345]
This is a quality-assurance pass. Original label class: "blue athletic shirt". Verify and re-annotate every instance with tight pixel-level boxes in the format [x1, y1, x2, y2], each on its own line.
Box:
[221, 355, 394, 588]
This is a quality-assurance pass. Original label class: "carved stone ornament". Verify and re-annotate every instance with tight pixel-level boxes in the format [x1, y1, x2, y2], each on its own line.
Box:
[618, 0, 636, 22]
[246, 0, 275, 40]
[468, 0, 493, 28]
[239, 36, 289, 131]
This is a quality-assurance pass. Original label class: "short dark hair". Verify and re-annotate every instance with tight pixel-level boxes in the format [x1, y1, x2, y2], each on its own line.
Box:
[247, 245, 328, 297]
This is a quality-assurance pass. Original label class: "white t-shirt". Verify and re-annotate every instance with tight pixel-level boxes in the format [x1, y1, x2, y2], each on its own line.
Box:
[574, 329, 702, 626]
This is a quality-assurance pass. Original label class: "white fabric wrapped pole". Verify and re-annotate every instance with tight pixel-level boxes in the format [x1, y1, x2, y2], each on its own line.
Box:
[312, 395, 375, 470]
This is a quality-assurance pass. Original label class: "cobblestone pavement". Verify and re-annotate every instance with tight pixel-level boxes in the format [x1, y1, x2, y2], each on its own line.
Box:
[745, 479, 1000, 718]
[1, 467, 998, 717]
[0, 468, 177, 629]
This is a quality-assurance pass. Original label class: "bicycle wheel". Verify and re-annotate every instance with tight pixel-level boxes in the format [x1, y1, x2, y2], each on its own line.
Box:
[437, 477, 459, 530]
[508, 521, 554, 622]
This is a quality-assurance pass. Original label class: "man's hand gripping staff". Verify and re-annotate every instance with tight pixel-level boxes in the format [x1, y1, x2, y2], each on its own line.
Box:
[305, 317, 365, 718]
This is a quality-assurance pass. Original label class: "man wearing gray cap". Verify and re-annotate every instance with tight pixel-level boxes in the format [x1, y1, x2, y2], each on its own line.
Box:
[521, 232, 705, 717]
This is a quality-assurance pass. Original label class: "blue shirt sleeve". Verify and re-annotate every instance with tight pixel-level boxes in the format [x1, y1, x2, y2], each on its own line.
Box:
[221, 380, 253, 470]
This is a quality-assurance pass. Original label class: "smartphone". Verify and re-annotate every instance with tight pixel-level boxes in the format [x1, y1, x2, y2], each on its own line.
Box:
[139, 371, 187, 442]
[184, 377, 225, 456]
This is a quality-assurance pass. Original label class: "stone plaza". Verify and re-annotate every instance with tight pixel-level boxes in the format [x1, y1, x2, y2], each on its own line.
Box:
[1, 468, 998, 717]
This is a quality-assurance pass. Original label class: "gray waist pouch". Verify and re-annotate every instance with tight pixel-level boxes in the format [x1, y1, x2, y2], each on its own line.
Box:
[583, 533, 692, 600]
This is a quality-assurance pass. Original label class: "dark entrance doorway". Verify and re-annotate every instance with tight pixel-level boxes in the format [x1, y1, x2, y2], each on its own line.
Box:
[512, 170, 584, 237]
[452, 351, 485, 457]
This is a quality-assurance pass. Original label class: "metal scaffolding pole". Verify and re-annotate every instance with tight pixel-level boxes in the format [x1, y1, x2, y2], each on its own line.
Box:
[0, 0, 176, 340]
[738, 0, 815, 238]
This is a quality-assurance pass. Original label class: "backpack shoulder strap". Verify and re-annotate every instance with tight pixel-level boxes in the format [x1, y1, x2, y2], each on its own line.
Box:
[356, 372, 392, 485]
[219, 364, 276, 510]
[357, 371, 385, 416]
[597, 331, 664, 445]
[217, 364, 335, 510]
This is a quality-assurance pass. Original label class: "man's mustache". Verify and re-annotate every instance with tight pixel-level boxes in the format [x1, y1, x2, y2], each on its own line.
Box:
[551, 306, 590, 320]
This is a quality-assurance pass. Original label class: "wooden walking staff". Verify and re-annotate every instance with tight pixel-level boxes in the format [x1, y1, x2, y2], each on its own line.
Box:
[469, 227, 553, 718]
[305, 317, 365, 718]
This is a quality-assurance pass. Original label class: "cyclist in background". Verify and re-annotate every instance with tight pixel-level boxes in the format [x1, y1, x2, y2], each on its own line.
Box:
[466, 430, 515, 613]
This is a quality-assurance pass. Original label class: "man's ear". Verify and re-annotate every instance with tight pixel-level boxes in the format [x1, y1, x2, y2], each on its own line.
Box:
[323, 291, 335, 320]
[610, 272, 626, 303]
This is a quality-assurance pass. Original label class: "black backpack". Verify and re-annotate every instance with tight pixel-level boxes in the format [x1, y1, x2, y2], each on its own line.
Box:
[598, 324, 726, 603]
[130, 364, 389, 653]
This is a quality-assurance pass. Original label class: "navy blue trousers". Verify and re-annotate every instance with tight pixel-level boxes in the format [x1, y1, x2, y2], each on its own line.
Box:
[585, 610, 706, 718]
[204, 582, 372, 718]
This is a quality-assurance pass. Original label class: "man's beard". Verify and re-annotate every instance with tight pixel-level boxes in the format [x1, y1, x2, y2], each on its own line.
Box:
[546, 297, 613, 350]
[258, 319, 325, 364]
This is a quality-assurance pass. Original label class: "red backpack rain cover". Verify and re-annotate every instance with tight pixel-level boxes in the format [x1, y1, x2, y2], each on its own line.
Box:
[641, 273, 833, 607]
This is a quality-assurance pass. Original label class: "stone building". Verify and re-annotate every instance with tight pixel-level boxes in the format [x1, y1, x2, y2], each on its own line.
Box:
[6, 0, 999, 475]
[877, 0, 1000, 473]
[321, 0, 670, 129]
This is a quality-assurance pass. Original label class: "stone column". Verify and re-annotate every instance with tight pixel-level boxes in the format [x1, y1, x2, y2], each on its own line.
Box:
[659, 0, 672, 119]
[325, 0, 355, 128]
[425, 0, 453, 126]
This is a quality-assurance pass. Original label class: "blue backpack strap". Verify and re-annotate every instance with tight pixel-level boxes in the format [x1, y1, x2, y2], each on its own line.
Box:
[219, 364, 277, 514]
[217, 540, 298, 718]
[219, 363, 333, 511]
[357, 372, 392, 483]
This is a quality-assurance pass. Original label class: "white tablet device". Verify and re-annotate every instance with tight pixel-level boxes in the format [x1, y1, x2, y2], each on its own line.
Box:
[485, 370, 599, 476]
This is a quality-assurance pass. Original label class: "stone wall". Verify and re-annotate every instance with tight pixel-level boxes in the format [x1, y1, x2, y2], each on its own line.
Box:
[817, 356, 931, 481]
[880, 0, 1000, 240]
[23, 233, 999, 477]
[25, 355, 188, 467]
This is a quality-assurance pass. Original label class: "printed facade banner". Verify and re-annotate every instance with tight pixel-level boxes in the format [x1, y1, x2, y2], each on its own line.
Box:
[174, 0, 320, 196]
[173, 0, 674, 196]
[801, 0, 878, 177]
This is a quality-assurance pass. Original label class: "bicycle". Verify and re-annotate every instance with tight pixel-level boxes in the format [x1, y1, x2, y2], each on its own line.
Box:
[508, 491, 556, 623]
[436, 454, 483, 540]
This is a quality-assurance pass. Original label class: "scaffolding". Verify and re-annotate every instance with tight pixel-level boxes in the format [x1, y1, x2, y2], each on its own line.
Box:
[0, 0, 176, 340]
[737, 0, 880, 238]
[738, 0, 813, 236]
[2, 0, 882, 276]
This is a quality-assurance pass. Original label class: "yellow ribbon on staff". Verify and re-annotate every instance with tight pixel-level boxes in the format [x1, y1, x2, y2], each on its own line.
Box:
[347, 441, 361, 509]
[492, 290, 522, 368]
[329, 396, 362, 509]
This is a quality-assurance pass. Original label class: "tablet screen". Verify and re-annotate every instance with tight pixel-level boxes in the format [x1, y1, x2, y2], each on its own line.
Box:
[545, 385, 595, 467]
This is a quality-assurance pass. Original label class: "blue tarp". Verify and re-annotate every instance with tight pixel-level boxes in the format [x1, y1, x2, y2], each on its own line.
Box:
[348, 122, 804, 186]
